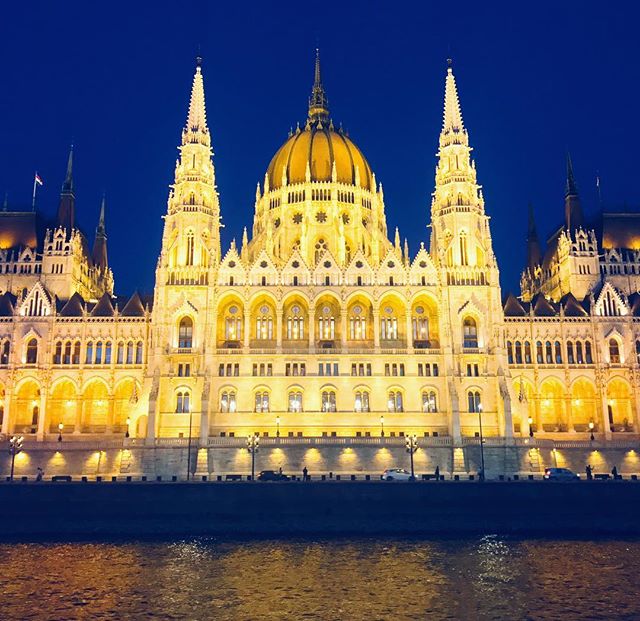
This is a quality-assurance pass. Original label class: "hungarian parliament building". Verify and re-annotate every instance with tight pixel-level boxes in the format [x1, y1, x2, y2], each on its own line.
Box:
[0, 54, 639, 446]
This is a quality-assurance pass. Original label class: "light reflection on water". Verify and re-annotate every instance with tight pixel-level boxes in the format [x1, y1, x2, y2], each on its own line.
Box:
[0, 538, 638, 620]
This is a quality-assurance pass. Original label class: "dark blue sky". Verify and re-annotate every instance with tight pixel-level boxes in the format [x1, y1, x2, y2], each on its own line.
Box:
[1, 1, 639, 296]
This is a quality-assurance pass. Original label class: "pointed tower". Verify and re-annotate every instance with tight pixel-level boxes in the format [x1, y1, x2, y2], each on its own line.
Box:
[565, 153, 584, 231]
[92, 195, 108, 270]
[57, 145, 75, 231]
[308, 48, 329, 122]
[526, 203, 542, 271]
[158, 56, 221, 275]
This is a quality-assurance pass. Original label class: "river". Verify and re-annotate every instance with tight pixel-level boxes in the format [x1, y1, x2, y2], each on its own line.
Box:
[0, 538, 637, 620]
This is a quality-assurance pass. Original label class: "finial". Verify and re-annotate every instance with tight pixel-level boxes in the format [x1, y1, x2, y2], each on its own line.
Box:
[308, 48, 329, 121]
[447, 58, 453, 69]
[195, 55, 203, 69]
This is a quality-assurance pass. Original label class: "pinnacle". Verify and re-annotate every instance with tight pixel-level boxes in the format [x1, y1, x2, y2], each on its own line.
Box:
[442, 63, 464, 133]
[186, 58, 208, 134]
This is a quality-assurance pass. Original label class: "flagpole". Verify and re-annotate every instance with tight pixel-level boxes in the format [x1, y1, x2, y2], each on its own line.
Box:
[32, 174, 37, 211]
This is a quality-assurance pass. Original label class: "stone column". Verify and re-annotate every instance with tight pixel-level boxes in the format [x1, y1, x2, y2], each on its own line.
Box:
[405, 310, 413, 353]
[199, 375, 210, 447]
[308, 306, 315, 354]
[243, 306, 251, 349]
[601, 394, 613, 440]
[373, 310, 380, 349]
[276, 309, 283, 352]
[106, 396, 115, 434]
[74, 401, 83, 435]
[36, 391, 47, 441]
[340, 307, 347, 350]
[564, 395, 575, 433]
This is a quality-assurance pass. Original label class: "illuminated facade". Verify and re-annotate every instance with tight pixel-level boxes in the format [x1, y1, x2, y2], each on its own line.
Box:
[0, 54, 638, 448]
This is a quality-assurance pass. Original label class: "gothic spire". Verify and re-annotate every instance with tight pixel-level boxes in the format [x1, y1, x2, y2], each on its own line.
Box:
[92, 194, 108, 270]
[565, 152, 578, 197]
[183, 56, 210, 146]
[564, 153, 584, 230]
[308, 49, 329, 122]
[61, 144, 74, 194]
[442, 59, 464, 135]
[57, 145, 75, 230]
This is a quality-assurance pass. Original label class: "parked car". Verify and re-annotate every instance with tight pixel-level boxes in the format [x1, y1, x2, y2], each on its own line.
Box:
[543, 467, 579, 481]
[257, 470, 290, 481]
[381, 468, 415, 481]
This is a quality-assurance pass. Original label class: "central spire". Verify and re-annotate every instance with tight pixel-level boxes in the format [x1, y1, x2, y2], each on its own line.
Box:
[442, 60, 464, 134]
[308, 49, 329, 122]
[183, 56, 210, 146]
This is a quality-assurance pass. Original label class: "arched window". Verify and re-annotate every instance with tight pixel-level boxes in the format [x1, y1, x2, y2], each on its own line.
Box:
[576, 341, 584, 364]
[524, 341, 532, 364]
[463, 317, 478, 348]
[506, 341, 513, 364]
[585, 341, 593, 364]
[63, 341, 72, 365]
[105, 341, 112, 364]
[321, 390, 336, 412]
[459, 231, 468, 266]
[412, 314, 429, 342]
[545, 341, 553, 364]
[186, 231, 195, 266]
[609, 338, 621, 364]
[536, 341, 543, 364]
[422, 391, 438, 413]
[515, 341, 523, 364]
[567, 341, 574, 364]
[53, 341, 62, 364]
[255, 307, 273, 340]
[126, 341, 134, 364]
[225, 306, 242, 341]
[554, 341, 562, 364]
[286, 306, 305, 339]
[86, 341, 94, 365]
[176, 391, 190, 413]
[288, 391, 303, 412]
[95, 341, 103, 365]
[314, 238, 327, 264]
[178, 317, 193, 349]
[468, 390, 482, 413]
[380, 316, 397, 341]
[254, 391, 270, 413]
[1, 340, 10, 365]
[318, 311, 335, 340]
[73, 341, 81, 365]
[135, 341, 143, 364]
[117, 342, 124, 365]
[350, 307, 367, 340]
[354, 391, 370, 412]
[387, 390, 403, 412]
[220, 391, 236, 413]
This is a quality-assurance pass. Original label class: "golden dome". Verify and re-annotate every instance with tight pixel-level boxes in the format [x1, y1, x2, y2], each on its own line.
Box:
[265, 50, 373, 192]
[266, 124, 373, 191]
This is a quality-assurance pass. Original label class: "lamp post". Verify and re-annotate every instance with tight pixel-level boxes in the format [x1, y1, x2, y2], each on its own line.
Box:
[478, 403, 485, 481]
[380, 415, 385, 437]
[57, 422, 64, 443]
[405, 433, 418, 480]
[276, 415, 280, 438]
[528, 416, 534, 438]
[8, 435, 23, 482]
[125, 417, 131, 439]
[247, 433, 260, 480]
[589, 421, 595, 442]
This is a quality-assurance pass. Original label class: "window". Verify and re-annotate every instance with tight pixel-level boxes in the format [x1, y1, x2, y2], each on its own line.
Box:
[422, 391, 438, 413]
[567, 341, 575, 364]
[256, 309, 273, 340]
[126, 341, 134, 364]
[554, 341, 562, 364]
[354, 391, 370, 412]
[466, 363, 479, 377]
[609, 339, 621, 364]
[515, 341, 523, 364]
[576, 341, 584, 364]
[380, 317, 398, 340]
[545, 341, 553, 364]
[318, 314, 335, 340]
[135, 341, 143, 364]
[319, 362, 338, 376]
[585, 341, 593, 364]
[286, 308, 304, 339]
[86, 341, 94, 365]
[178, 364, 191, 377]
[288, 391, 303, 412]
[53, 341, 62, 365]
[524, 341, 532, 364]
[463, 318, 478, 348]
[117, 342, 124, 364]
[459, 231, 469, 266]
[388, 391, 403, 412]
[636, 340, 640, 365]
[468, 390, 482, 413]
[176, 391, 190, 413]
[105, 341, 113, 364]
[536, 341, 543, 364]
[507, 341, 513, 364]
[0, 340, 9, 364]
[186, 231, 195, 266]
[255, 391, 270, 413]
[95, 341, 103, 364]
[178, 317, 193, 348]
[350, 312, 367, 340]
[220, 391, 236, 413]
[321, 390, 336, 412]
[63, 341, 72, 365]
[225, 309, 242, 341]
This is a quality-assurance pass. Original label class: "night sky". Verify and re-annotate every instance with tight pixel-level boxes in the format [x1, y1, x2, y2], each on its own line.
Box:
[1, 1, 639, 297]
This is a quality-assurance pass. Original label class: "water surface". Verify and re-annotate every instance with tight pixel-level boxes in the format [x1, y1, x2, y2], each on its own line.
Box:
[0, 538, 637, 620]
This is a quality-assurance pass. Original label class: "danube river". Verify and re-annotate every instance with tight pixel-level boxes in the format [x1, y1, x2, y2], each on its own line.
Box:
[0, 538, 637, 620]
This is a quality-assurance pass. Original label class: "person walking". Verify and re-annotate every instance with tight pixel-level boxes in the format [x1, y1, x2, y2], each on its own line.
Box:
[585, 464, 593, 480]
[434, 465, 440, 481]
[302, 466, 308, 481]
[611, 465, 618, 479]
[35, 467, 44, 482]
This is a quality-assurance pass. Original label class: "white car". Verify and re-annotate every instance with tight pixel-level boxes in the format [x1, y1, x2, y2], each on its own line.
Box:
[381, 468, 415, 481]
[543, 467, 579, 481]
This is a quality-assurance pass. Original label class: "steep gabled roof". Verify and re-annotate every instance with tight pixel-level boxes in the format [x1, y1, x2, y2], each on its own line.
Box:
[59, 292, 86, 317]
[120, 292, 145, 317]
[560, 292, 588, 317]
[628, 292, 640, 317]
[90, 292, 115, 317]
[531, 293, 557, 317]
[0, 292, 15, 316]
[503, 293, 527, 317]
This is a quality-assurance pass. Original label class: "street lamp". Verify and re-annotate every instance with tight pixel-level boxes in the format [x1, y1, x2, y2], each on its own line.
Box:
[276, 415, 280, 438]
[247, 433, 260, 480]
[478, 403, 485, 481]
[589, 421, 595, 442]
[57, 422, 64, 442]
[405, 433, 418, 480]
[380, 415, 385, 437]
[125, 417, 131, 439]
[528, 416, 534, 438]
[8, 435, 23, 482]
